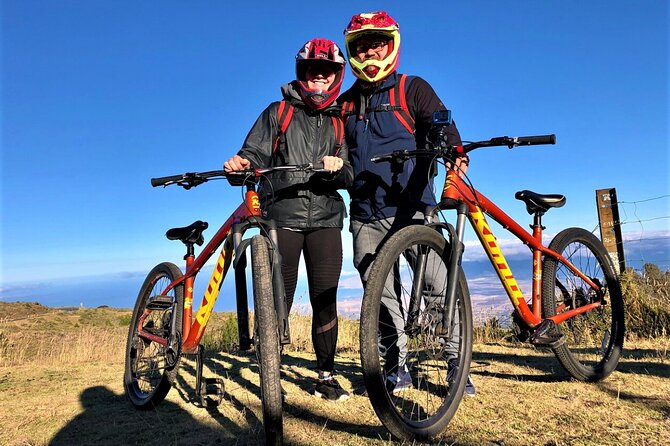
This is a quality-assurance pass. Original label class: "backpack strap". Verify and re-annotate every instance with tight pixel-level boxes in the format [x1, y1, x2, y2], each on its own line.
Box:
[273, 100, 295, 152]
[340, 101, 356, 119]
[388, 74, 415, 134]
[330, 116, 345, 156]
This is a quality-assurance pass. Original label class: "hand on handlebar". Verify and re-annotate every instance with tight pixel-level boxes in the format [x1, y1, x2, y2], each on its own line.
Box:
[224, 155, 251, 172]
[322, 156, 344, 173]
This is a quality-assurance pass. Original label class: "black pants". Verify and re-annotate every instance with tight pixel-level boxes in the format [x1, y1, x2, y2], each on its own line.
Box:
[277, 227, 342, 372]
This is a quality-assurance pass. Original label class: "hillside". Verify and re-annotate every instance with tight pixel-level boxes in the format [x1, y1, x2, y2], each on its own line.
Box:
[0, 302, 668, 445]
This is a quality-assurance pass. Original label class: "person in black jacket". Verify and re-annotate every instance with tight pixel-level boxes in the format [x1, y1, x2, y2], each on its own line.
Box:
[224, 38, 353, 401]
[338, 11, 476, 397]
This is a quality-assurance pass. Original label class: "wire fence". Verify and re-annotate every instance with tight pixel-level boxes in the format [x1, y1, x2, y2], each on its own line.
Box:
[603, 193, 670, 272]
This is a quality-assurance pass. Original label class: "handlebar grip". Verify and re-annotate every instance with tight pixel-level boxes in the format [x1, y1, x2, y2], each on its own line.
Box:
[151, 175, 183, 187]
[516, 134, 556, 146]
[311, 162, 331, 173]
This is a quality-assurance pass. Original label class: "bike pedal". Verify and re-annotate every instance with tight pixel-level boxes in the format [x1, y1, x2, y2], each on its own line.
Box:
[146, 295, 174, 310]
[199, 378, 225, 407]
[529, 319, 565, 348]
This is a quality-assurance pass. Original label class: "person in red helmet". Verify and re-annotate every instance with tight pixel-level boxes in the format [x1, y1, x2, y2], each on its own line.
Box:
[338, 11, 476, 397]
[225, 38, 353, 401]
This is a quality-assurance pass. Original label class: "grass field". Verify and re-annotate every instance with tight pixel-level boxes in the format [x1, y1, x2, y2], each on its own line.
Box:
[0, 302, 668, 445]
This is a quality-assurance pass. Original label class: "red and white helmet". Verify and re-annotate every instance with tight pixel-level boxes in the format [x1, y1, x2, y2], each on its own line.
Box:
[295, 38, 345, 110]
[344, 11, 400, 83]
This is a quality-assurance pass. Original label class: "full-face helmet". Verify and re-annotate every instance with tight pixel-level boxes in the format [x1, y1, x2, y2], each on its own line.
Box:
[343, 11, 400, 83]
[295, 38, 345, 110]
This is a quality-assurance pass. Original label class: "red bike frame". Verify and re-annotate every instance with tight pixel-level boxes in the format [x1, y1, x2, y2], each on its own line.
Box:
[441, 168, 603, 329]
[136, 189, 262, 354]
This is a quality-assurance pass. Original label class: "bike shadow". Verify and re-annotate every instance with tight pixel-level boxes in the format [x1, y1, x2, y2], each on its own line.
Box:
[48, 385, 254, 445]
[616, 347, 670, 379]
[471, 348, 569, 382]
[179, 349, 390, 442]
[471, 344, 670, 382]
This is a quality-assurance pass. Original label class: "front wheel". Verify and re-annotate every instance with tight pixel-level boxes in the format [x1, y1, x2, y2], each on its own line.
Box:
[542, 228, 625, 382]
[124, 262, 184, 409]
[360, 225, 473, 441]
[251, 235, 283, 445]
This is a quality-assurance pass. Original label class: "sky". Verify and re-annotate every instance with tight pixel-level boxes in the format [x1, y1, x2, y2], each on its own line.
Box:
[1, 1, 668, 311]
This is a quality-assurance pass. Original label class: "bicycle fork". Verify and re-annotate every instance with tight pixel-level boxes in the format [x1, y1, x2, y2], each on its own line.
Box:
[405, 202, 467, 338]
[443, 203, 468, 338]
[232, 221, 291, 348]
[267, 227, 291, 345]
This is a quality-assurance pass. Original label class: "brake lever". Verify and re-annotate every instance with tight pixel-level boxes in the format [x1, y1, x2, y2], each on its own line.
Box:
[177, 173, 208, 190]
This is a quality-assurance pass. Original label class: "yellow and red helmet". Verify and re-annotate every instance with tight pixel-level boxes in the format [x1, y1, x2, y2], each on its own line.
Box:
[295, 38, 345, 110]
[344, 11, 400, 83]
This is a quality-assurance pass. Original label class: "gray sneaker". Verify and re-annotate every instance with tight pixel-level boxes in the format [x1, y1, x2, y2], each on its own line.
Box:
[387, 367, 413, 394]
[447, 360, 476, 397]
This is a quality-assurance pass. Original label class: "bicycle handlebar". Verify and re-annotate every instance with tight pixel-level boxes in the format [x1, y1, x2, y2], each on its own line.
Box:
[151, 163, 329, 189]
[464, 134, 556, 152]
[370, 134, 556, 164]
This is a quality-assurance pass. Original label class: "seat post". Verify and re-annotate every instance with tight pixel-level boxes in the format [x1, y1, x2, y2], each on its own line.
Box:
[533, 211, 545, 231]
[531, 211, 545, 320]
[184, 242, 195, 260]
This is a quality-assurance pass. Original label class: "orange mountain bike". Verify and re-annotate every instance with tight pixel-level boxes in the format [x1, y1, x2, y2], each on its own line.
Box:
[359, 113, 625, 441]
[124, 164, 323, 445]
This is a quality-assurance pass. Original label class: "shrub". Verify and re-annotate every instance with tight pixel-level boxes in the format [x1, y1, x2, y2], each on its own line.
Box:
[202, 314, 240, 352]
[621, 264, 670, 338]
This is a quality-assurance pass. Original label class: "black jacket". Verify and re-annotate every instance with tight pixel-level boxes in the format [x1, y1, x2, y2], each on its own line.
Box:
[237, 81, 353, 229]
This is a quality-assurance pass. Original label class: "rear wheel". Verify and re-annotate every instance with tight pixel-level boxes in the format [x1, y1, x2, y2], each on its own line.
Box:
[251, 235, 283, 445]
[360, 225, 473, 441]
[542, 228, 625, 382]
[124, 262, 184, 409]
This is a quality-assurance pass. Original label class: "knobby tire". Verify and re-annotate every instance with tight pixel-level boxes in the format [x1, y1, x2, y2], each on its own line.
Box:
[542, 227, 625, 381]
[251, 235, 283, 445]
[124, 262, 184, 409]
[360, 225, 473, 441]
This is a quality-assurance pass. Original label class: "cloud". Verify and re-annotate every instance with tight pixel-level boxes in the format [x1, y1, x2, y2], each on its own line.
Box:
[0, 282, 52, 301]
[338, 269, 363, 290]
[462, 237, 532, 262]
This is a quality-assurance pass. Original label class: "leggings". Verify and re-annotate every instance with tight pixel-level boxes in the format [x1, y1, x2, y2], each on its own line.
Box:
[277, 227, 342, 372]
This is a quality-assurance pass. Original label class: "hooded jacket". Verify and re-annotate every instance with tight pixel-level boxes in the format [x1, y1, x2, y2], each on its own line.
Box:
[237, 81, 353, 229]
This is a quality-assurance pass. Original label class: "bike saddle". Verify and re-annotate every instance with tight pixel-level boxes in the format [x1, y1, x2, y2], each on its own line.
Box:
[515, 190, 566, 215]
[165, 220, 209, 245]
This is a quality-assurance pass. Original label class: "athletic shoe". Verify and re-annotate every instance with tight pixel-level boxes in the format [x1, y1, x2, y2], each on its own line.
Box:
[314, 377, 350, 401]
[387, 367, 413, 394]
[447, 360, 476, 397]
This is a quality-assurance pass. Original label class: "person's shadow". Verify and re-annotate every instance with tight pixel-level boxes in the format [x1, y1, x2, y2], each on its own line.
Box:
[49, 385, 257, 445]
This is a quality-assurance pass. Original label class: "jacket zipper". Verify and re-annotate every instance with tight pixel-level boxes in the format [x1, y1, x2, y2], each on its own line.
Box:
[308, 113, 323, 227]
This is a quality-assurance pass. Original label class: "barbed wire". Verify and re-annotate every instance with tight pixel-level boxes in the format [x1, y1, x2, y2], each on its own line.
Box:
[624, 237, 670, 243]
[621, 216, 670, 225]
[595, 193, 669, 273]
[617, 194, 670, 204]
[618, 194, 670, 228]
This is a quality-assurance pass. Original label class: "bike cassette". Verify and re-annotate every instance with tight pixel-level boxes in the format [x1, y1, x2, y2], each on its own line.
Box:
[199, 377, 225, 407]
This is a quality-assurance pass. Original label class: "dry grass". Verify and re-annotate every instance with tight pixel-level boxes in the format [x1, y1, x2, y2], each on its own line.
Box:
[0, 303, 127, 367]
[1, 302, 669, 446]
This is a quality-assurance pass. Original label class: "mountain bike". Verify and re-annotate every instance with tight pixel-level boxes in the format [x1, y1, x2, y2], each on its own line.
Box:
[124, 164, 323, 445]
[359, 113, 625, 441]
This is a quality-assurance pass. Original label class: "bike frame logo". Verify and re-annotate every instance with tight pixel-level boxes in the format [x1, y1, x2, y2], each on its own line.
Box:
[246, 191, 262, 216]
[468, 209, 525, 308]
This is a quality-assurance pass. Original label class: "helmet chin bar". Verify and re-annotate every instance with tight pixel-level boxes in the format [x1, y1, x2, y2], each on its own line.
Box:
[350, 55, 397, 83]
[364, 66, 380, 77]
